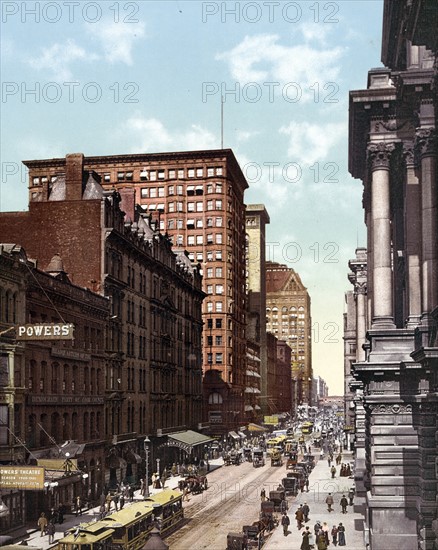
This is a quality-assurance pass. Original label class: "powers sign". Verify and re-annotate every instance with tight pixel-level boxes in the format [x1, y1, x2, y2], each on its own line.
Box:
[16, 323, 74, 341]
[0, 466, 45, 490]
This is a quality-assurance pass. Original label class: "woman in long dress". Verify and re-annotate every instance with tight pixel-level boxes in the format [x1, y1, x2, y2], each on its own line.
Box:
[301, 527, 312, 550]
[338, 522, 346, 546]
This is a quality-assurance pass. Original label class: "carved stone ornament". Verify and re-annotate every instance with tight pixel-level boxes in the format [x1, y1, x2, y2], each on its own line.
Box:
[367, 142, 396, 171]
[416, 128, 437, 158]
[368, 403, 412, 414]
[355, 281, 367, 295]
[402, 142, 416, 167]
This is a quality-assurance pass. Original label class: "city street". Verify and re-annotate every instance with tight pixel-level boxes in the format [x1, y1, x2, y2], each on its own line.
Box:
[18, 450, 366, 550]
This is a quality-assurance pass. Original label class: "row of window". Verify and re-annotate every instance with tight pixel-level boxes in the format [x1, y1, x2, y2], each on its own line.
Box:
[114, 166, 223, 182]
[140, 182, 224, 197]
[267, 306, 305, 312]
[142, 199, 227, 212]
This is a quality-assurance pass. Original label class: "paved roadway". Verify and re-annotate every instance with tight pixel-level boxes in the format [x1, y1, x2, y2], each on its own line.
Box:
[17, 452, 368, 550]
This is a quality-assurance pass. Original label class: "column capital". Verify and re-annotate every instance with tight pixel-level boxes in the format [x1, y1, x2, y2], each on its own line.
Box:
[415, 128, 437, 158]
[355, 281, 367, 296]
[367, 142, 395, 171]
[402, 141, 417, 167]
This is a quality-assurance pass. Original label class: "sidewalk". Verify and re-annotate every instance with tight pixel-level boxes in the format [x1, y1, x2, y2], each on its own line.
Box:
[265, 452, 367, 549]
[16, 458, 224, 549]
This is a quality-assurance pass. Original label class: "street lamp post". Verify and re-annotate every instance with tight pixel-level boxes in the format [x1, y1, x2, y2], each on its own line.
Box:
[144, 437, 150, 498]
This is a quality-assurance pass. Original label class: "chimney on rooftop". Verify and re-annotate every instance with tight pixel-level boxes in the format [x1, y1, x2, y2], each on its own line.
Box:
[65, 153, 84, 200]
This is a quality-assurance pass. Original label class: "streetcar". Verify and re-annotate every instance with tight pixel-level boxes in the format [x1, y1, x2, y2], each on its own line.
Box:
[56, 489, 184, 550]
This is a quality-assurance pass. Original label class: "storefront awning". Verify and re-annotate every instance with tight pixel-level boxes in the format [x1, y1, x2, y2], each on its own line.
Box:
[228, 431, 240, 440]
[244, 405, 254, 412]
[246, 422, 268, 432]
[254, 405, 261, 410]
[238, 431, 246, 439]
[166, 430, 212, 453]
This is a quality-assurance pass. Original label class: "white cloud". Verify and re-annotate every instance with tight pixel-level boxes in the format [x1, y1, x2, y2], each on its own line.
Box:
[279, 121, 345, 165]
[235, 130, 260, 142]
[87, 20, 145, 65]
[216, 34, 344, 101]
[26, 39, 97, 81]
[119, 115, 218, 153]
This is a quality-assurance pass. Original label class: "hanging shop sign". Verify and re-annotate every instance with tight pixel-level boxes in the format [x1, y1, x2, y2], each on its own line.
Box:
[16, 323, 74, 341]
[0, 466, 45, 490]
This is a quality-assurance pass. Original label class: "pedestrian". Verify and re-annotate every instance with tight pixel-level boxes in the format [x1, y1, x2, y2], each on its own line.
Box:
[99, 503, 106, 520]
[331, 525, 338, 546]
[325, 493, 334, 512]
[316, 532, 328, 550]
[37, 512, 48, 536]
[182, 486, 190, 502]
[348, 487, 355, 506]
[322, 522, 329, 546]
[302, 502, 310, 522]
[295, 506, 304, 529]
[330, 465, 336, 478]
[119, 493, 125, 510]
[105, 493, 112, 512]
[75, 496, 82, 516]
[327, 455, 332, 467]
[305, 477, 310, 492]
[301, 526, 312, 550]
[281, 512, 290, 536]
[113, 493, 119, 511]
[47, 521, 55, 544]
[336, 453, 342, 465]
[129, 486, 134, 502]
[340, 494, 348, 514]
[314, 521, 321, 536]
[140, 478, 145, 496]
[260, 488, 266, 502]
[337, 523, 346, 546]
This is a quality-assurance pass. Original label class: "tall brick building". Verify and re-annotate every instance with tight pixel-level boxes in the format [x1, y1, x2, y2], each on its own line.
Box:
[0, 155, 205, 518]
[20, 150, 248, 431]
[266, 262, 312, 407]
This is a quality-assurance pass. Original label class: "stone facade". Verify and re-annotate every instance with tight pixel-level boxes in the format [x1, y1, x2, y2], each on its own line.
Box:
[348, 2, 437, 548]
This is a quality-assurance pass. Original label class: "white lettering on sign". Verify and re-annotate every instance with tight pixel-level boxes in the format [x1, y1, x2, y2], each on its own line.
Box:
[16, 323, 74, 341]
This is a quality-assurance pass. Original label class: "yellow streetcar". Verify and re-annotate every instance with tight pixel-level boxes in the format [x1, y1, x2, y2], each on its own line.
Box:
[57, 489, 184, 550]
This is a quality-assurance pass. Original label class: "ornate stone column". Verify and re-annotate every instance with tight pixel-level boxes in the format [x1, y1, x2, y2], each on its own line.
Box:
[403, 142, 422, 327]
[367, 142, 395, 328]
[416, 129, 438, 322]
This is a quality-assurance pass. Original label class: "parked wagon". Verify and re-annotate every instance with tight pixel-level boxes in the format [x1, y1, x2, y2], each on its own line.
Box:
[226, 531, 246, 550]
[286, 451, 298, 469]
[282, 476, 299, 496]
[269, 490, 287, 512]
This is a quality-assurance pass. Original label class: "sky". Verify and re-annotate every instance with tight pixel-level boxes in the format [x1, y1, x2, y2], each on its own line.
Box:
[0, 0, 385, 395]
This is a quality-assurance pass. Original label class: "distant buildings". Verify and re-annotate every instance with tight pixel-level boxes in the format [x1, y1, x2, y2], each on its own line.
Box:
[266, 262, 313, 406]
[348, 1, 438, 547]
[245, 204, 270, 418]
